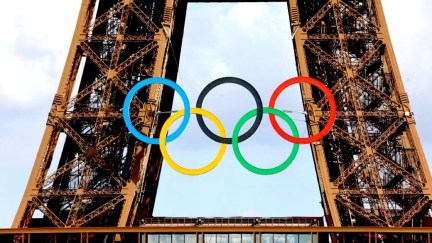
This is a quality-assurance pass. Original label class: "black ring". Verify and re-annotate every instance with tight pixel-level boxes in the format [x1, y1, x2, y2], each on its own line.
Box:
[196, 77, 263, 144]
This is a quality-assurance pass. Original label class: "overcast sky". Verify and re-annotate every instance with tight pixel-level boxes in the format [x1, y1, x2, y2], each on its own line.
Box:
[0, 0, 431, 227]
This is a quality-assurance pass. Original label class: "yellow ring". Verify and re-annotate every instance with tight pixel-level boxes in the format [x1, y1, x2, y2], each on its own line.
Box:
[159, 108, 227, 175]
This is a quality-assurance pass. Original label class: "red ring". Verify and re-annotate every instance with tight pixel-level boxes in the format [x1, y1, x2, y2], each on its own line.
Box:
[269, 76, 336, 144]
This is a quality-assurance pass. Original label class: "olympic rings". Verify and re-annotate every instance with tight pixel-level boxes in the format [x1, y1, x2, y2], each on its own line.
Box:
[232, 107, 300, 175]
[123, 76, 337, 175]
[160, 108, 227, 175]
[196, 77, 263, 144]
[269, 77, 337, 144]
[122, 77, 191, 145]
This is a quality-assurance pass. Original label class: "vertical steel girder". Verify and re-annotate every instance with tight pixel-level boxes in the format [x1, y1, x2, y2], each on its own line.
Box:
[288, 0, 432, 226]
[14, 0, 432, 229]
[14, 0, 179, 228]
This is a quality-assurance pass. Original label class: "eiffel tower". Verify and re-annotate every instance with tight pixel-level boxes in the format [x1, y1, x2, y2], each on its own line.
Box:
[13, 0, 432, 229]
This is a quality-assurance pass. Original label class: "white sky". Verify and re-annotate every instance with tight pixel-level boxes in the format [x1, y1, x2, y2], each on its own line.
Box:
[0, 0, 431, 227]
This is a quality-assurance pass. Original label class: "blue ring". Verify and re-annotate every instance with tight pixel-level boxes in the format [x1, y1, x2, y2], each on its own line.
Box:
[122, 77, 190, 145]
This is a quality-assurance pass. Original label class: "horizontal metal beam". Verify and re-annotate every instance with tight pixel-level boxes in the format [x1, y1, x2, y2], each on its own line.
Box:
[2, 226, 432, 234]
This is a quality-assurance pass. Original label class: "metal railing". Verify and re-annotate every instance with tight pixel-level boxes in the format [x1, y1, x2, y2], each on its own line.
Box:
[1, 226, 432, 243]
[137, 217, 322, 227]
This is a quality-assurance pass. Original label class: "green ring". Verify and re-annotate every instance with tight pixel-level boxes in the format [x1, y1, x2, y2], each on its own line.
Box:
[232, 107, 300, 175]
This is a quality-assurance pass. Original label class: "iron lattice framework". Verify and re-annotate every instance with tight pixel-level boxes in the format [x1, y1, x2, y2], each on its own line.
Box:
[14, 0, 182, 227]
[287, 0, 432, 226]
[13, 0, 432, 228]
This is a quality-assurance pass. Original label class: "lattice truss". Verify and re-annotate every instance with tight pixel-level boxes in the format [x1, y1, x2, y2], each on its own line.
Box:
[288, 0, 432, 226]
[14, 0, 177, 228]
[15, 0, 432, 230]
